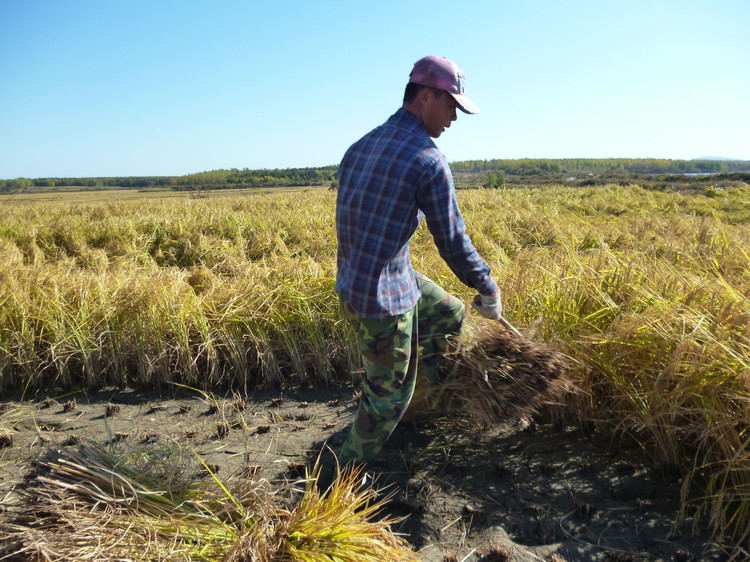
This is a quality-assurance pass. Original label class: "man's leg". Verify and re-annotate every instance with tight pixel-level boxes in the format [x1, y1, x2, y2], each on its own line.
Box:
[414, 272, 465, 387]
[338, 300, 418, 466]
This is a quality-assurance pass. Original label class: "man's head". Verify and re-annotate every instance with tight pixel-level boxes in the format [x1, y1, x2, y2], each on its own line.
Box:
[408, 56, 480, 115]
[402, 55, 479, 138]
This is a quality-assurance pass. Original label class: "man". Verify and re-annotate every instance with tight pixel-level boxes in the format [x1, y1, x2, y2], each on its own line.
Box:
[335, 55, 502, 467]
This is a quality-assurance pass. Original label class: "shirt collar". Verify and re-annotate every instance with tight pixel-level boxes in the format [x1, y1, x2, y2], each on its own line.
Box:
[388, 107, 429, 138]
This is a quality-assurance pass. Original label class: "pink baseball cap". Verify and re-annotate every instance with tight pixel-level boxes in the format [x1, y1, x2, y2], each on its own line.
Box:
[409, 55, 480, 114]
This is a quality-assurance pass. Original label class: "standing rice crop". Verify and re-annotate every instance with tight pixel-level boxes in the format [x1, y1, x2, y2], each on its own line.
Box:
[0, 190, 353, 394]
[467, 183, 750, 550]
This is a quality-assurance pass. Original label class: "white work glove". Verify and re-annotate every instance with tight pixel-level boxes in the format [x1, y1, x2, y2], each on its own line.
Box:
[471, 292, 503, 320]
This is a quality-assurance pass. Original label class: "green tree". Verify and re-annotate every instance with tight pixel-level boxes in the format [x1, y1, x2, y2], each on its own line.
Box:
[1, 178, 32, 192]
[483, 170, 506, 189]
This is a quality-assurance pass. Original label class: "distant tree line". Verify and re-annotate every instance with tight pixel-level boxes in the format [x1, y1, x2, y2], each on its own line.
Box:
[451, 158, 750, 176]
[2, 159, 749, 194]
[178, 166, 339, 189]
[0, 166, 339, 193]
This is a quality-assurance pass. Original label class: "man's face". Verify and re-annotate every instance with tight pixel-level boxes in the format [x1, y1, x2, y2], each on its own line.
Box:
[422, 90, 458, 138]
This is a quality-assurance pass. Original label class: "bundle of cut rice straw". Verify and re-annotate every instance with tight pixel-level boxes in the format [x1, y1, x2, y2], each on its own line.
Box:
[416, 322, 573, 425]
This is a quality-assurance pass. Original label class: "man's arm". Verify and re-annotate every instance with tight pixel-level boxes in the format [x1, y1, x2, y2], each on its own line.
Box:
[416, 152, 498, 297]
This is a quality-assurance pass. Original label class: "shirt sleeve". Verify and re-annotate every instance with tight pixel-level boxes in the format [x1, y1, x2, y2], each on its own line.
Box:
[415, 151, 498, 295]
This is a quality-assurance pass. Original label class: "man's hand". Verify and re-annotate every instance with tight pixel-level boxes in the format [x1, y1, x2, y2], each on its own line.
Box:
[471, 292, 502, 320]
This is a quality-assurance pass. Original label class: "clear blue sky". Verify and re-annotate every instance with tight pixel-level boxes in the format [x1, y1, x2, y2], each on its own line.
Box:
[1, 0, 748, 179]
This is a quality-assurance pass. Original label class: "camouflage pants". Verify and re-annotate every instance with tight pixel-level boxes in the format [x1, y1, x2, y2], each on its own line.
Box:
[338, 273, 465, 465]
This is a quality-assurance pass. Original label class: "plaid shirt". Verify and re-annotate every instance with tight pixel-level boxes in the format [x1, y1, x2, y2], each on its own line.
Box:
[335, 108, 497, 318]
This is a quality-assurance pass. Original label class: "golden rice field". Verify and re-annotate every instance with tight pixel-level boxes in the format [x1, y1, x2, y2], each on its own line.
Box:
[1, 182, 750, 555]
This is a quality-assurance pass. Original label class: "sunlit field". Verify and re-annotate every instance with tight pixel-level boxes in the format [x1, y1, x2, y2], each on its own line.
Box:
[2, 182, 750, 551]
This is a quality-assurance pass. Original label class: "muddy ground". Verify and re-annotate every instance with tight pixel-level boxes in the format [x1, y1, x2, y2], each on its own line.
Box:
[0, 386, 732, 561]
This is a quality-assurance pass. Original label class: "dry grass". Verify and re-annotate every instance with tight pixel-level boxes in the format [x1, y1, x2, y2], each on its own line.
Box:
[0, 439, 417, 561]
[430, 322, 573, 425]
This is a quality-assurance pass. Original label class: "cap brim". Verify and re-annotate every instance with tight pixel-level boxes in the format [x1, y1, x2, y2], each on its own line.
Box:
[451, 92, 480, 114]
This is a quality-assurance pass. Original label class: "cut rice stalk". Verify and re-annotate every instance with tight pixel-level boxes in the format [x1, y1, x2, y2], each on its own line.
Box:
[432, 322, 573, 425]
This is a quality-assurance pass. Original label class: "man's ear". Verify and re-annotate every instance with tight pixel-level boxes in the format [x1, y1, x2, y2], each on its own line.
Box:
[417, 87, 432, 108]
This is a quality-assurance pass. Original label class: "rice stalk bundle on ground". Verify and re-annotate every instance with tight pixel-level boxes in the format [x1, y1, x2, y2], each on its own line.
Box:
[432, 322, 574, 425]
[269, 462, 418, 561]
[0, 441, 416, 561]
